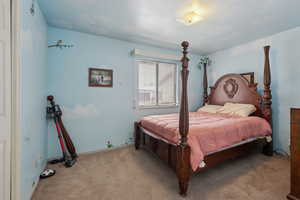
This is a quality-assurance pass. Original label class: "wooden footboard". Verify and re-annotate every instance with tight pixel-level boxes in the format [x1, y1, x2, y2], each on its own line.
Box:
[135, 121, 179, 171]
[135, 121, 192, 196]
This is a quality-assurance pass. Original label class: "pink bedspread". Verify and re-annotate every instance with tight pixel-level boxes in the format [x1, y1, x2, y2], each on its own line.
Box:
[141, 112, 272, 171]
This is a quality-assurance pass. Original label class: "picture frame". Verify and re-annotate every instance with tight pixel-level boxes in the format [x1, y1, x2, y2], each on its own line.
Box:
[240, 72, 254, 85]
[89, 68, 113, 87]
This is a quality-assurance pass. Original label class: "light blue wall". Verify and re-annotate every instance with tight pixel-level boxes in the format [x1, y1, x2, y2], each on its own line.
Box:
[47, 27, 202, 158]
[21, 1, 48, 199]
[207, 26, 300, 154]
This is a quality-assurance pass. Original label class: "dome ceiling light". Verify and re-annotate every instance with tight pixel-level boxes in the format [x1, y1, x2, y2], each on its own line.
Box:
[180, 11, 203, 25]
[177, 0, 204, 25]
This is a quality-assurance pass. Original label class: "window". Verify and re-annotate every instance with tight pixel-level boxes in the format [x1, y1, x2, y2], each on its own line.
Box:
[137, 60, 177, 108]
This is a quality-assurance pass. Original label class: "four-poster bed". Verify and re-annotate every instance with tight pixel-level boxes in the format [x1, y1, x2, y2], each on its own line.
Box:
[134, 41, 273, 196]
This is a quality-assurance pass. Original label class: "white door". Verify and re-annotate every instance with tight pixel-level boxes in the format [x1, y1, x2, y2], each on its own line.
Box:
[0, 0, 11, 199]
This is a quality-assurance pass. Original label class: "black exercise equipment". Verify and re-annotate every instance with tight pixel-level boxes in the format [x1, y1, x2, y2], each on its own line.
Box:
[47, 95, 77, 168]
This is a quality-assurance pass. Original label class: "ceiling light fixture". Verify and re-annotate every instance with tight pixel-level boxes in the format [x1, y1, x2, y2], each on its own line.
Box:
[181, 11, 203, 25]
[177, 0, 204, 26]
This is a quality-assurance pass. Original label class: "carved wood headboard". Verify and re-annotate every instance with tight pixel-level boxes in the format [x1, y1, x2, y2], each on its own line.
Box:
[208, 73, 262, 116]
[201, 45, 272, 121]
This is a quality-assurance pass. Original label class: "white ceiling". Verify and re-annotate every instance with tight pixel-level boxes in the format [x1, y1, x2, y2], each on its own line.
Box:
[39, 0, 300, 54]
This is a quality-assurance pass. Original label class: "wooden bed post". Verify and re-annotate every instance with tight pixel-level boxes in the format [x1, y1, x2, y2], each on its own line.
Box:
[203, 63, 209, 105]
[176, 41, 192, 196]
[262, 45, 273, 156]
[134, 121, 141, 150]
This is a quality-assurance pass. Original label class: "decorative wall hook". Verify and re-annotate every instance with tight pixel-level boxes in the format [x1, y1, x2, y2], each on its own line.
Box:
[30, 0, 35, 16]
[48, 40, 74, 49]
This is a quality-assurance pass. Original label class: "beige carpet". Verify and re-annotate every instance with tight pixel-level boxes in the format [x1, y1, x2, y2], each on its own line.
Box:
[32, 146, 290, 200]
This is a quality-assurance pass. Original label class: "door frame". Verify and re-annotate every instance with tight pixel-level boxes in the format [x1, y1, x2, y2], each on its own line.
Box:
[11, 0, 22, 199]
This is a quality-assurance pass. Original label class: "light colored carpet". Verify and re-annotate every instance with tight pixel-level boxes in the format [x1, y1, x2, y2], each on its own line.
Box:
[32, 146, 290, 200]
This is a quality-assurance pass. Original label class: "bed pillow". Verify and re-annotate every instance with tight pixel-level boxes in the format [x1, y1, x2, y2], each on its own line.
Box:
[217, 103, 256, 117]
[197, 105, 223, 114]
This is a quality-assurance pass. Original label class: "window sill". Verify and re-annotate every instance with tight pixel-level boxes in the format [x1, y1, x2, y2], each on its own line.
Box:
[137, 104, 179, 110]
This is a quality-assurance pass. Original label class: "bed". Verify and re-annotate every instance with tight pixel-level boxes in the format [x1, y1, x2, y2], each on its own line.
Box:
[134, 41, 273, 196]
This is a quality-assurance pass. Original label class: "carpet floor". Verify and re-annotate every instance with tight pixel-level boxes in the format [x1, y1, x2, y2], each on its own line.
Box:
[32, 146, 290, 200]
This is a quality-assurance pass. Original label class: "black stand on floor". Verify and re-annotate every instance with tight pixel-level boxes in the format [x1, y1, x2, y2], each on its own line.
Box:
[47, 95, 77, 168]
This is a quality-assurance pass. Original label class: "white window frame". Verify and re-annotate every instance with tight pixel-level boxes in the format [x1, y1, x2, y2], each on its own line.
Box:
[135, 59, 179, 109]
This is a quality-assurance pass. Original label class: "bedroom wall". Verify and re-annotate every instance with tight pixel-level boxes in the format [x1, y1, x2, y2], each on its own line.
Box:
[21, 0, 48, 200]
[207, 26, 300, 154]
[47, 27, 202, 158]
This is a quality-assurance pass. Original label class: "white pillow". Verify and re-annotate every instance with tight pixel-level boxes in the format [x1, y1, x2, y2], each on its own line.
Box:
[217, 103, 256, 117]
[197, 105, 223, 114]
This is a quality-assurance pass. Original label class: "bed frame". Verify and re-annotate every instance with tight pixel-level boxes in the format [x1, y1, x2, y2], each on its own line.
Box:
[134, 41, 273, 196]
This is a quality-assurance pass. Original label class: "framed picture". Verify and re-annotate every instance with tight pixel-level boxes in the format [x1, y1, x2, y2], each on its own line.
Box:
[89, 68, 113, 87]
[240, 72, 254, 85]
